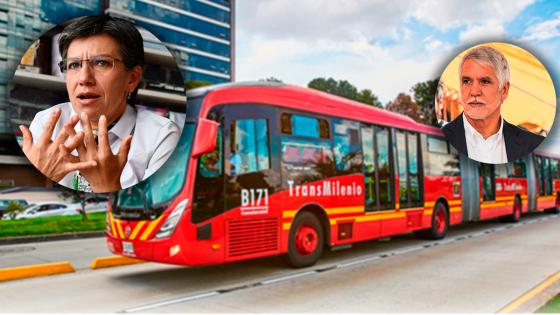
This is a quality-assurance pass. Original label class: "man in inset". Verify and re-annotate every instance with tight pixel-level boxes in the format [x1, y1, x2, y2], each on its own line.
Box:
[442, 45, 544, 164]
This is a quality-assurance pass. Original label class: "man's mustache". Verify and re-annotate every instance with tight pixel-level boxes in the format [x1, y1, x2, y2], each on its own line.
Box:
[466, 98, 486, 105]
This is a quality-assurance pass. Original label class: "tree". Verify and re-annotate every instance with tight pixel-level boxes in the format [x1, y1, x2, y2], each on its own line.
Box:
[260, 76, 283, 83]
[308, 77, 383, 108]
[308, 77, 338, 95]
[411, 79, 439, 126]
[4, 201, 25, 220]
[385, 93, 422, 123]
[357, 89, 383, 108]
[58, 188, 89, 221]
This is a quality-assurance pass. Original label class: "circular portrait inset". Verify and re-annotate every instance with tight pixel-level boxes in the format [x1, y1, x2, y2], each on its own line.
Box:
[10, 15, 187, 192]
[437, 42, 556, 164]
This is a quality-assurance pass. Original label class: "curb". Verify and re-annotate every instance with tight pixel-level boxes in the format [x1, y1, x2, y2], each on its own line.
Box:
[0, 256, 146, 282]
[0, 231, 105, 245]
[0, 262, 75, 282]
[498, 271, 560, 313]
[91, 256, 145, 269]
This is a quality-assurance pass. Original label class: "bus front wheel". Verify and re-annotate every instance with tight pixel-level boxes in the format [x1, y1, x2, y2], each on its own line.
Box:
[414, 201, 448, 240]
[283, 212, 324, 268]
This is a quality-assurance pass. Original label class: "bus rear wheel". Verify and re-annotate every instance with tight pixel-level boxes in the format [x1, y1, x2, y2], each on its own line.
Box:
[283, 212, 324, 268]
[500, 197, 521, 222]
[414, 201, 448, 240]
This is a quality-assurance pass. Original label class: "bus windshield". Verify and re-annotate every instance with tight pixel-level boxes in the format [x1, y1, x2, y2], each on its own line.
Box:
[112, 96, 203, 220]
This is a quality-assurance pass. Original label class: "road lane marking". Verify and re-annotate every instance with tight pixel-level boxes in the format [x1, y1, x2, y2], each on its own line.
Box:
[498, 270, 560, 313]
[261, 271, 317, 285]
[122, 214, 559, 313]
[124, 291, 221, 313]
[0, 262, 74, 282]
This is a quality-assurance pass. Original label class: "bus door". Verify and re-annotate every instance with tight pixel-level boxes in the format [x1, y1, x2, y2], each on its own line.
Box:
[223, 105, 280, 216]
[220, 105, 283, 260]
[543, 157, 553, 196]
[395, 130, 424, 230]
[534, 156, 549, 197]
[395, 131, 423, 209]
[359, 124, 394, 213]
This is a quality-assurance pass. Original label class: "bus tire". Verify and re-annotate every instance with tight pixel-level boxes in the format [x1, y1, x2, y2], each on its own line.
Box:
[500, 197, 521, 223]
[282, 212, 324, 268]
[414, 201, 448, 240]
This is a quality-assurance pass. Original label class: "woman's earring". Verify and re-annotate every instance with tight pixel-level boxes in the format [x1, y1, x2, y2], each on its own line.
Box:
[127, 91, 132, 100]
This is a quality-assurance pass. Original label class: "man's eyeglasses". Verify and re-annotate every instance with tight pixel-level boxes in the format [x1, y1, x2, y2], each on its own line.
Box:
[58, 56, 122, 74]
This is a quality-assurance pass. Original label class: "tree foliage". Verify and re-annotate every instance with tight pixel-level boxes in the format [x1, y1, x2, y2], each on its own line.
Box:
[260, 76, 283, 83]
[385, 93, 423, 123]
[58, 188, 89, 221]
[308, 77, 382, 108]
[357, 89, 383, 108]
[4, 201, 25, 219]
[411, 78, 439, 126]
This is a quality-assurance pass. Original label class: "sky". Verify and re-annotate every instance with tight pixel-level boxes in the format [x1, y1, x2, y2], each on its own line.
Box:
[235, 0, 560, 151]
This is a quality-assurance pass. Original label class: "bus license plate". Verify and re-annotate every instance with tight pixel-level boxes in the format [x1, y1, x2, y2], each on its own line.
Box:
[122, 241, 134, 255]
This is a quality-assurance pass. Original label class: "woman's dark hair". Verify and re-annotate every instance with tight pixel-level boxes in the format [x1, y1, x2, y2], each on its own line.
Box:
[58, 15, 144, 69]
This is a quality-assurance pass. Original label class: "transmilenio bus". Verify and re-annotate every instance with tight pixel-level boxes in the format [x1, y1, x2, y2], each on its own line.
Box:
[107, 82, 560, 268]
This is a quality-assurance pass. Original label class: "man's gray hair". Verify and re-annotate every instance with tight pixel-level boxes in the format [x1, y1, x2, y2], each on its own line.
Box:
[459, 45, 510, 90]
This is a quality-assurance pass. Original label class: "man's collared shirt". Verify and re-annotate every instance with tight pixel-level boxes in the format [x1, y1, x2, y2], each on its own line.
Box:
[29, 102, 181, 190]
[463, 115, 507, 164]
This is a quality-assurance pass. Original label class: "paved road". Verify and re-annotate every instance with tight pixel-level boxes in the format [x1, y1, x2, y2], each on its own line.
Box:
[0, 213, 559, 312]
[0, 237, 110, 270]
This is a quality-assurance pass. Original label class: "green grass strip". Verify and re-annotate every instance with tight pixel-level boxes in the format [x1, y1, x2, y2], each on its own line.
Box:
[537, 294, 560, 313]
[0, 212, 106, 238]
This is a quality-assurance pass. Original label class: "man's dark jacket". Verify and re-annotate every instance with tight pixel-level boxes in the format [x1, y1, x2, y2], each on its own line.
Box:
[442, 113, 545, 162]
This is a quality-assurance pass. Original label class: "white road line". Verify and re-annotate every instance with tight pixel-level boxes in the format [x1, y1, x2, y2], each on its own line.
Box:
[123, 291, 220, 313]
[261, 271, 318, 285]
[122, 214, 559, 312]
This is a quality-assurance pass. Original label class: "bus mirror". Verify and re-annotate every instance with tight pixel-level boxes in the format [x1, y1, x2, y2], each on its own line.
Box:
[192, 118, 219, 157]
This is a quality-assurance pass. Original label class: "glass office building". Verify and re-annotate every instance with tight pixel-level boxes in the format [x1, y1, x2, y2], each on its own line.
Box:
[0, 0, 234, 187]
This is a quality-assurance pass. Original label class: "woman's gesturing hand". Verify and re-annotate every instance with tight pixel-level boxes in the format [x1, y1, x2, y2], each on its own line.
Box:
[60, 112, 131, 192]
[20, 108, 97, 182]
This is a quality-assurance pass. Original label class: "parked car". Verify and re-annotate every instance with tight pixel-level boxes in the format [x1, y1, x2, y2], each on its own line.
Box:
[0, 199, 29, 219]
[15, 202, 82, 219]
[69, 196, 109, 214]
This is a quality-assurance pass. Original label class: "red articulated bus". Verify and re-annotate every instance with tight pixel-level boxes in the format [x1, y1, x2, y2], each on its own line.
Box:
[106, 82, 560, 268]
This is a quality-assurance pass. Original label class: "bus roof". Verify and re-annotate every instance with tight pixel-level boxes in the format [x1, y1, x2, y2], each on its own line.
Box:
[534, 148, 560, 159]
[191, 81, 443, 137]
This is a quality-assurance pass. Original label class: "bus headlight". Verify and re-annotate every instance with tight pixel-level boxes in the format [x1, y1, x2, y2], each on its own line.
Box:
[155, 199, 188, 239]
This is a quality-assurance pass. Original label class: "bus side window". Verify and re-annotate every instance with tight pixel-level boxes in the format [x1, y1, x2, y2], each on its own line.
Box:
[361, 126, 376, 208]
[280, 112, 334, 186]
[551, 159, 560, 179]
[333, 119, 362, 174]
[281, 113, 329, 139]
[230, 119, 270, 175]
[494, 164, 508, 178]
[426, 136, 460, 177]
[509, 160, 526, 178]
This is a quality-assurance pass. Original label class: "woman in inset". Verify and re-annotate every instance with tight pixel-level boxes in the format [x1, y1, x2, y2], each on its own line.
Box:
[20, 15, 180, 192]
